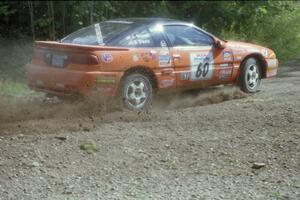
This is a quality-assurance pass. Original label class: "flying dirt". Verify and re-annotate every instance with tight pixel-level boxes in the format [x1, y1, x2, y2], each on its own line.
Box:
[0, 59, 299, 199]
[0, 84, 246, 134]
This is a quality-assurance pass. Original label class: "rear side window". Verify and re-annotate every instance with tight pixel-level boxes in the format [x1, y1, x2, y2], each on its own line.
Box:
[63, 26, 98, 45]
[117, 29, 155, 48]
[61, 22, 133, 45]
[164, 25, 213, 47]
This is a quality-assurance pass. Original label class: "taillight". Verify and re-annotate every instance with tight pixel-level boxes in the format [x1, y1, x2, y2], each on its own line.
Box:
[69, 53, 99, 65]
[87, 54, 100, 65]
[32, 48, 100, 66]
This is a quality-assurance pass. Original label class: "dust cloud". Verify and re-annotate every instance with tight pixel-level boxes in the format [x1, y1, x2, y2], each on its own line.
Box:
[154, 86, 246, 110]
[0, 86, 246, 125]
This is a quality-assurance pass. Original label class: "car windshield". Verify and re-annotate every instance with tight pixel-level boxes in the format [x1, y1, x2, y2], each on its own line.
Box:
[61, 21, 134, 45]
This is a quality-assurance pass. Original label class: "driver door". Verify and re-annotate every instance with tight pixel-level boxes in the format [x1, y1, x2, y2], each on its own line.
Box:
[163, 25, 234, 89]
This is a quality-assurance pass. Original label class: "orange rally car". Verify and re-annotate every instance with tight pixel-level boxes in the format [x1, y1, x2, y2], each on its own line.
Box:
[27, 18, 278, 110]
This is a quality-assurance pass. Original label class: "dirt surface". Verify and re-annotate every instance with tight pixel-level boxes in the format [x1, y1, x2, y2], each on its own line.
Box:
[0, 60, 300, 200]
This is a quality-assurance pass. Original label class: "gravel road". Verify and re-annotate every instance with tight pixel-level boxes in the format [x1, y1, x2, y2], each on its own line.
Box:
[0, 59, 299, 200]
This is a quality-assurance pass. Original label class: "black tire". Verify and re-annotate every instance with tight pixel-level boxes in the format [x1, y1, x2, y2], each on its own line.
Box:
[120, 73, 153, 110]
[239, 58, 262, 93]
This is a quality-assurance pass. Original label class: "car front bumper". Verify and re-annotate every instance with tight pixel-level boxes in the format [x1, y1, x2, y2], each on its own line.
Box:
[26, 64, 123, 97]
[265, 58, 278, 78]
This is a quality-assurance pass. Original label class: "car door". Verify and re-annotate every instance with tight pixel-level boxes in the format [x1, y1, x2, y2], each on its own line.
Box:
[162, 25, 234, 89]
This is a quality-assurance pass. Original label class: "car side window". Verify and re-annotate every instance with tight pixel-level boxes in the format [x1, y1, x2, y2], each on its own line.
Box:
[117, 28, 155, 48]
[164, 25, 213, 47]
[64, 26, 98, 45]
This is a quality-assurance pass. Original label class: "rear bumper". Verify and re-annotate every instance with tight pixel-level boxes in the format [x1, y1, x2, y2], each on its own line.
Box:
[265, 58, 278, 78]
[26, 64, 123, 97]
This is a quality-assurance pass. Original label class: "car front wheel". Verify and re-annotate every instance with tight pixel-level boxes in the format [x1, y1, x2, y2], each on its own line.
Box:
[120, 73, 153, 110]
[239, 58, 262, 93]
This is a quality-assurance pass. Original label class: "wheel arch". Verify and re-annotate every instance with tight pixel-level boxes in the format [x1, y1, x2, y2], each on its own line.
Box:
[120, 66, 158, 90]
[239, 53, 267, 79]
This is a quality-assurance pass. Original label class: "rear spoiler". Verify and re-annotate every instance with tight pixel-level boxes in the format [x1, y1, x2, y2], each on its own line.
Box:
[35, 41, 129, 51]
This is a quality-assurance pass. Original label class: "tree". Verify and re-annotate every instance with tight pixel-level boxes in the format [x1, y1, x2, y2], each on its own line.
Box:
[89, 1, 94, 24]
[47, 1, 55, 40]
[27, 1, 35, 40]
[62, 1, 66, 36]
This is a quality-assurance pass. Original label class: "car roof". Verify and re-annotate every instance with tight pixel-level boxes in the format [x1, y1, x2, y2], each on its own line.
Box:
[106, 17, 189, 26]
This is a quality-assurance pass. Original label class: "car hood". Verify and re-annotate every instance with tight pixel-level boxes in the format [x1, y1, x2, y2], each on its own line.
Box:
[226, 40, 276, 59]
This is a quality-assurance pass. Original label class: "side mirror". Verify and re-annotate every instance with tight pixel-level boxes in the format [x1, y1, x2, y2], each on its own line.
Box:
[214, 39, 226, 49]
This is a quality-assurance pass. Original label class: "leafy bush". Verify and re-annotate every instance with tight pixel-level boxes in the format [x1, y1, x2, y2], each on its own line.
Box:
[0, 38, 33, 81]
[220, 3, 300, 61]
[0, 1, 300, 67]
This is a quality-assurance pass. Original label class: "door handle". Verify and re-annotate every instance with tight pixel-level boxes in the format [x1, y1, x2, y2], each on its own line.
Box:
[161, 68, 173, 75]
[172, 54, 181, 60]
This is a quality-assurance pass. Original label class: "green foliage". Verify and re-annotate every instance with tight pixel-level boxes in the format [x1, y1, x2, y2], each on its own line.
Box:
[80, 142, 98, 154]
[0, 1, 300, 61]
[219, 2, 300, 60]
[269, 191, 288, 200]
[0, 4, 16, 16]
[251, 5, 300, 60]
[0, 38, 33, 81]
[0, 80, 35, 99]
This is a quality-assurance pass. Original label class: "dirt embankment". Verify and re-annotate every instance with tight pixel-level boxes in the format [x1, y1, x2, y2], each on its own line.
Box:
[0, 60, 300, 200]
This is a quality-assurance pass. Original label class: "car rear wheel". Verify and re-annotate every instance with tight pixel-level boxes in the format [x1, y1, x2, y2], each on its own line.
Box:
[239, 58, 262, 93]
[120, 73, 153, 110]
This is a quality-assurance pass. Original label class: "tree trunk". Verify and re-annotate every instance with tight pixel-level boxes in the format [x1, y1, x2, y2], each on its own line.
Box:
[27, 1, 35, 41]
[62, 1, 66, 36]
[89, 1, 94, 25]
[47, 1, 55, 40]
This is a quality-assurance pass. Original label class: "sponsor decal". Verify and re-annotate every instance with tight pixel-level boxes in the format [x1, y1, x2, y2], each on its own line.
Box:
[140, 52, 147, 62]
[222, 51, 233, 61]
[220, 63, 228, 67]
[101, 52, 113, 63]
[93, 86, 113, 93]
[150, 50, 157, 59]
[95, 77, 116, 84]
[261, 49, 268, 57]
[248, 48, 260, 53]
[234, 47, 246, 52]
[236, 55, 242, 60]
[161, 79, 175, 88]
[266, 68, 277, 77]
[159, 51, 171, 67]
[181, 72, 190, 80]
[140, 50, 157, 62]
[267, 59, 277, 67]
[219, 64, 232, 80]
[233, 47, 246, 55]
[94, 24, 103, 44]
[132, 53, 139, 62]
[219, 69, 232, 79]
[190, 51, 213, 80]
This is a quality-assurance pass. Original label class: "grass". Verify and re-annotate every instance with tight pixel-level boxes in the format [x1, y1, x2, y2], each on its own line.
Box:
[0, 80, 30, 97]
[269, 192, 288, 200]
[0, 38, 42, 102]
[0, 79, 41, 103]
[80, 142, 98, 154]
[0, 37, 33, 81]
